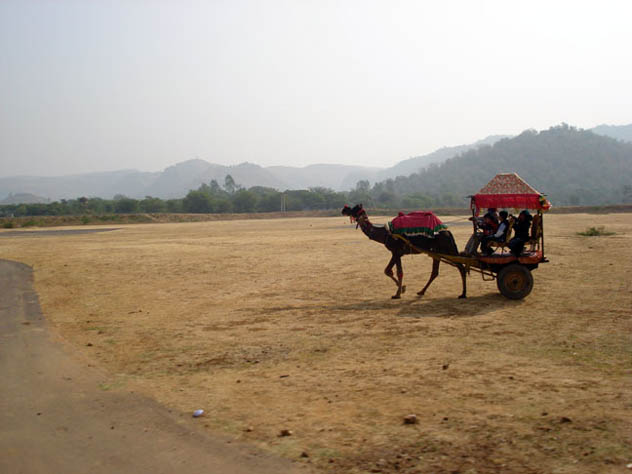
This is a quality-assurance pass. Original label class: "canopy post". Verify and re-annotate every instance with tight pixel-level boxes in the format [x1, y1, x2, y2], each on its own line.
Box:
[539, 210, 545, 257]
[470, 199, 477, 234]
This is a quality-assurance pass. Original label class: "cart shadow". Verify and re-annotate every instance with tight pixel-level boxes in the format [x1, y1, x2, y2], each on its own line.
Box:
[395, 292, 524, 319]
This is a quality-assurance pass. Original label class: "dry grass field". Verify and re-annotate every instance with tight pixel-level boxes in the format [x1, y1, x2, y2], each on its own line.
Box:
[1, 212, 630, 473]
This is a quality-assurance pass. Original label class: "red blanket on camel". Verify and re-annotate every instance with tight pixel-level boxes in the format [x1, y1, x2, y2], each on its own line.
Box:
[387, 211, 447, 238]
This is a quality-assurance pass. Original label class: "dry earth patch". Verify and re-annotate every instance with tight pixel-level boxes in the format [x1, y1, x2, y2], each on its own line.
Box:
[1, 213, 630, 473]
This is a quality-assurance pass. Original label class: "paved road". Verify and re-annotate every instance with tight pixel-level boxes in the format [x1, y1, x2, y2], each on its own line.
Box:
[0, 259, 304, 474]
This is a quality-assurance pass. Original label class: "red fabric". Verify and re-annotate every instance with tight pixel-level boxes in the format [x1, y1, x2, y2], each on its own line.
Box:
[390, 211, 444, 232]
[473, 193, 544, 211]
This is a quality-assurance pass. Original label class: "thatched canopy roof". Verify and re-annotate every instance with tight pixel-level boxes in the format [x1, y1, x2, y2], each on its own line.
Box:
[472, 173, 551, 212]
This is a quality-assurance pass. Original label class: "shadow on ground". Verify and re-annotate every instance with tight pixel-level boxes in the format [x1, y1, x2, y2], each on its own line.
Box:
[248, 292, 522, 320]
[395, 292, 522, 318]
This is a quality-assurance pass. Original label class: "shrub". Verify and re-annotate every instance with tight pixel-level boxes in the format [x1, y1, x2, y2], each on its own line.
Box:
[577, 226, 615, 236]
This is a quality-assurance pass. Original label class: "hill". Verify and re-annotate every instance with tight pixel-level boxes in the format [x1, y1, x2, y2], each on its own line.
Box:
[0, 170, 159, 202]
[141, 160, 289, 199]
[373, 135, 510, 182]
[269, 164, 381, 191]
[0, 193, 50, 205]
[374, 125, 632, 206]
[0, 161, 290, 202]
[591, 124, 632, 143]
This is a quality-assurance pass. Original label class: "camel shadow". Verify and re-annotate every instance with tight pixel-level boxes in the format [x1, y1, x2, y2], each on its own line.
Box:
[395, 292, 523, 319]
[253, 292, 521, 321]
[260, 299, 411, 315]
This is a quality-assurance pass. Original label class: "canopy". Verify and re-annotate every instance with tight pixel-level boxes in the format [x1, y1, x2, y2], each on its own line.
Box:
[471, 173, 551, 214]
[388, 211, 447, 238]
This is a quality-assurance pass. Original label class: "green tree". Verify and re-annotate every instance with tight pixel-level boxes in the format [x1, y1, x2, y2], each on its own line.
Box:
[140, 196, 166, 213]
[376, 191, 397, 208]
[215, 198, 232, 213]
[348, 189, 371, 207]
[232, 190, 257, 213]
[14, 204, 27, 216]
[355, 180, 370, 193]
[86, 198, 112, 214]
[224, 174, 237, 194]
[183, 191, 213, 213]
[401, 193, 434, 209]
[439, 192, 459, 207]
[78, 196, 88, 213]
[166, 199, 184, 213]
[114, 198, 139, 214]
[25, 203, 50, 216]
[257, 192, 283, 212]
[209, 179, 223, 195]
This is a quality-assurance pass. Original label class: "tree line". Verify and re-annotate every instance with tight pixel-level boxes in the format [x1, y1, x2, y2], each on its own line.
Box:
[0, 173, 471, 218]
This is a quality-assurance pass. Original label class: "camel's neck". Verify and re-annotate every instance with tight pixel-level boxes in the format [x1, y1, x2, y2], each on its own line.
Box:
[358, 215, 388, 245]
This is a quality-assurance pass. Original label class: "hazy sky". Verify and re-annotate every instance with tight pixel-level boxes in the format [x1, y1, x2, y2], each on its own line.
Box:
[1, 0, 630, 177]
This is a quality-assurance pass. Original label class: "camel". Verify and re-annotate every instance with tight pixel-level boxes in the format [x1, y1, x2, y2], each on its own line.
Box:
[341, 204, 467, 299]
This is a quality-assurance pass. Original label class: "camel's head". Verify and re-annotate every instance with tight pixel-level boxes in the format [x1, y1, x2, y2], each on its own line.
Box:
[342, 204, 367, 227]
[342, 204, 365, 219]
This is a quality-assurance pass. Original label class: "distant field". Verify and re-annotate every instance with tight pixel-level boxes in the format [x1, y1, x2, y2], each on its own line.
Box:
[1, 213, 630, 473]
[1, 204, 631, 228]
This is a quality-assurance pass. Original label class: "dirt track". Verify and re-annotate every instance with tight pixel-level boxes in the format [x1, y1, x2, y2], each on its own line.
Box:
[0, 228, 119, 237]
[0, 259, 304, 474]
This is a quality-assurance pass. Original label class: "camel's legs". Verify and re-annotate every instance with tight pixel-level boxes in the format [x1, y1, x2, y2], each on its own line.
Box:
[457, 264, 467, 299]
[384, 256, 399, 286]
[393, 256, 405, 299]
[385, 255, 406, 299]
[417, 260, 468, 299]
[417, 258, 440, 297]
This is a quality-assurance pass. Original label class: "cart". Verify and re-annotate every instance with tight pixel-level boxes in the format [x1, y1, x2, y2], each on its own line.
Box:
[394, 173, 551, 300]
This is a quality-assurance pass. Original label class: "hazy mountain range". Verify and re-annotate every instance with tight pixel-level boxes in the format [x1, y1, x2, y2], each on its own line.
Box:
[0, 135, 508, 202]
[0, 123, 629, 204]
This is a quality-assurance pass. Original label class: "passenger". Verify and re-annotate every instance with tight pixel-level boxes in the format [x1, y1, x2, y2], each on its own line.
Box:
[481, 209, 499, 236]
[509, 210, 533, 256]
[463, 231, 481, 256]
[487, 208, 500, 224]
[480, 210, 509, 255]
[464, 209, 499, 255]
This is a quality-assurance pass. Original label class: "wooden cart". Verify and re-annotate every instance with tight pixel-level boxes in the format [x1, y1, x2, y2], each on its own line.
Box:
[396, 173, 551, 300]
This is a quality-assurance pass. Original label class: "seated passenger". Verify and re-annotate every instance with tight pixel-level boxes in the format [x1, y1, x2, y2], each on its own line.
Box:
[480, 210, 510, 255]
[508, 210, 533, 256]
[481, 209, 499, 236]
[487, 208, 499, 225]
[465, 209, 499, 255]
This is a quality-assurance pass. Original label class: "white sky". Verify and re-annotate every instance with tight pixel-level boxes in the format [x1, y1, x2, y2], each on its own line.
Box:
[1, 0, 631, 177]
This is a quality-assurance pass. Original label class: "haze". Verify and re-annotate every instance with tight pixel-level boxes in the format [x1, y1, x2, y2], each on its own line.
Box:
[1, 0, 630, 178]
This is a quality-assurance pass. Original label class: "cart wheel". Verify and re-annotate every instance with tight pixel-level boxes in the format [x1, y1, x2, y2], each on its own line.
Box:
[497, 264, 533, 300]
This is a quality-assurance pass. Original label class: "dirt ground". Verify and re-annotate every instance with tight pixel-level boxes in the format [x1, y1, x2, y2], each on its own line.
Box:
[1, 213, 630, 473]
[0, 260, 304, 474]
